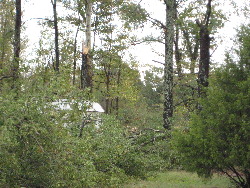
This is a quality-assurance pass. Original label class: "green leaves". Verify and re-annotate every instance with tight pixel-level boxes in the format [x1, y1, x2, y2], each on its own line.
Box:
[119, 2, 148, 30]
[173, 54, 250, 186]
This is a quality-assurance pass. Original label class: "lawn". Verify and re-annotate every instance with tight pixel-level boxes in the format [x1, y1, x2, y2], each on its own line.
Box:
[124, 171, 233, 188]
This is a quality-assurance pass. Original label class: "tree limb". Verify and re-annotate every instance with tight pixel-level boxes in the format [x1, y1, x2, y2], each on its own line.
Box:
[204, 0, 212, 26]
[148, 16, 167, 31]
[130, 38, 165, 46]
[0, 75, 13, 81]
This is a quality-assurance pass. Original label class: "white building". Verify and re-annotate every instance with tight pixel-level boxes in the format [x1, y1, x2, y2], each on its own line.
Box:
[51, 99, 105, 128]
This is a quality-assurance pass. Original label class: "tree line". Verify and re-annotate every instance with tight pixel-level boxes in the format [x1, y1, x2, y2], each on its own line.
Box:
[0, 0, 249, 187]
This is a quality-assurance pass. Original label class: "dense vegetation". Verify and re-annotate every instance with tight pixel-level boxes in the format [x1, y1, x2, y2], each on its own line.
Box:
[0, 0, 249, 187]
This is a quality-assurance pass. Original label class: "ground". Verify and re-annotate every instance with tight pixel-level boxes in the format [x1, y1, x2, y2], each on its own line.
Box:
[124, 171, 233, 188]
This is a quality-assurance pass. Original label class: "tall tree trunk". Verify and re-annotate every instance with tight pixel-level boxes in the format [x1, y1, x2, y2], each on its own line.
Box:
[197, 0, 212, 97]
[174, 3, 182, 78]
[73, 24, 80, 85]
[105, 69, 110, 114]
[81, 0, 93, 90]
[0, 20, 7, 70]
[175, 24, 182, 78]
[51, 0, 60, 72]
[115, 64, 121, 117]
[12, 0, 21, 90]
[163, 0, 175, 129]
[81, 49, 87, 89]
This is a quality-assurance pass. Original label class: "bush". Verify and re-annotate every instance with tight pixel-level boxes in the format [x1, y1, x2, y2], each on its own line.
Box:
[0, 93, 68, 187]
[173, 62, 250, 187]
[0, 94, 152, 187]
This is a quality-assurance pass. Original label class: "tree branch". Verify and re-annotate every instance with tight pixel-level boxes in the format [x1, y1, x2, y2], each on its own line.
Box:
[0, 75, 13, 81]
[148, 16, 167, 31]
[130, 38, 165, 46]
[204, 0, 212, 26]
[152, 60, 164, 65]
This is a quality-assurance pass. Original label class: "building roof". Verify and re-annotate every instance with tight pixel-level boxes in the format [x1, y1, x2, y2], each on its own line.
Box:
[51, 99, 105, 113]
[87, 102, 105, 113]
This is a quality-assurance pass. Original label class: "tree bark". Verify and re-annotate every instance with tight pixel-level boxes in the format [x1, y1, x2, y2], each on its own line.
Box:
[12, 0, 21, 90]
[115, 64, 121, 117]
[163, 0, 175, 129]
[175, 24, 182, 78]
[81, 0, 93, 90]
[84, 0, 93, 90]
[197, 0, 212, 97]
[81, 52, 87, 89]
[73, 24, 80, 85]
[174, 3, 182, 78]
[51, 0, 60, 72]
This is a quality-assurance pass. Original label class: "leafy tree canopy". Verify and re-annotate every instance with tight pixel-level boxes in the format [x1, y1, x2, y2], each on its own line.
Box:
[173, 24, 250, 188]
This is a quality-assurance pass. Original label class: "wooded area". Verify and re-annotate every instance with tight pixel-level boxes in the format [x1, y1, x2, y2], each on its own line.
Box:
[0, 0, 249, 187]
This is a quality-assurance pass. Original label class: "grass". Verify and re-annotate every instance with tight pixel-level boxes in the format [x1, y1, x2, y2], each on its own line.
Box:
[124, 171, 233, 188]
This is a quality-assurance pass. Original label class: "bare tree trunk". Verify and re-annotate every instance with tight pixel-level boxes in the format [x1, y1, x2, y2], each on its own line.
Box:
[115, 64, 121, 117]
[12, 0, 21, 90]
[51, 0, 60, 72]
[83, 0, 93, 90]
[174, 3, 182, 78]
[73, 24, 80, 85]
[0, 20, 7, 70]
[197, 0, 212, 97]
[175, 25, 182, 78]
[105, 71, 110, 114]
[81, 0, 93, 90]
[81, 51, 87, 89]
[163, 0, 175, 130]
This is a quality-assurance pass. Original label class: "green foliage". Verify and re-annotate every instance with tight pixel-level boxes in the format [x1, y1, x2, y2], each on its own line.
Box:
[173, 61, 250, 186]
[141, 70, 163, 107]
[0, 88, 151, 187]
[119, 2, 148, 30]
[0, 0, 15, 84]
[0, 93, 66, 187]
[237, 24, 250, 68]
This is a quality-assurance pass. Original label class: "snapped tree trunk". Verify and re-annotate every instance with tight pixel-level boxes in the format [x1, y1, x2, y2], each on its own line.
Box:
[163, 0, 175, 129]
[12, 0, 21, 90]
[81, 0, 93, 92]
[51, 0, 60, 72]
[86, 0, 93, 91]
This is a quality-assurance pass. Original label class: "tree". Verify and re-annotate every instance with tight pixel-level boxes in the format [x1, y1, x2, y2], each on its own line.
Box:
[178, 2, 200, 74]
[0, 0, 15, 86]
[141, 69, 163, 107]
[12, 0, 22, 90]
[51, 0, 60, 72]
[196, 0, 212, 97]
[163, 0, 175, 129]
[81, 0, 93, 90]
[173, 25, 250, 188]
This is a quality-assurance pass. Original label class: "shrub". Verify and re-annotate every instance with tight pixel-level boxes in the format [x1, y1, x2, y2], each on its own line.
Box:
[173, 62, 250, 188]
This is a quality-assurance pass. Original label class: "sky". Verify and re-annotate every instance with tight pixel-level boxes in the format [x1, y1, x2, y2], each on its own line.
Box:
[22, 0, 249, 75]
